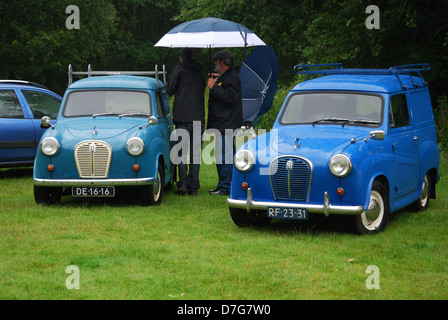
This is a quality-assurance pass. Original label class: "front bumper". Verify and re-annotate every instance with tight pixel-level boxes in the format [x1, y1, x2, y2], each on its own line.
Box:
[227, 188, 365, 217]
[34, 177, 155, 187]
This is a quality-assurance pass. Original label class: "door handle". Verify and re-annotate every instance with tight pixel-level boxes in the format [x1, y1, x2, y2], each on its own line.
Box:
[413, 136, 419, 142]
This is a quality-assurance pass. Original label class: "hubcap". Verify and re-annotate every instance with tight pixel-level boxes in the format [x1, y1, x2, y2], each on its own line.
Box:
[420, 175, 429, 207]
[153, 171, 161, 201]
[361, 190, 384, 231]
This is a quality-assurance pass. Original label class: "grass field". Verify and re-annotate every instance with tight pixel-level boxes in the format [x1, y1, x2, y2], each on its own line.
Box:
[0, 154, 447, 300]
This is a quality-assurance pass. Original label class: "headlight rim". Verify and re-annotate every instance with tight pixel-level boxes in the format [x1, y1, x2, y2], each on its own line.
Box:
[126, 137, 145, 156]
[40, 137, 60, 157]
[329, 154, 352, 177]
[234, 149, 255, 172]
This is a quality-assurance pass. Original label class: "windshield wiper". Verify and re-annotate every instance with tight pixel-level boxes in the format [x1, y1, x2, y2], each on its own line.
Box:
[343, 119, 380, 125]
[92, 112, 118, 117]
[312, 118, 349, 125]
[119, 112, 151, 117]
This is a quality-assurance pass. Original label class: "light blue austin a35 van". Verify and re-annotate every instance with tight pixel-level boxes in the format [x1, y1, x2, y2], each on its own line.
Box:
[33, 65, 175, 205]
[228, 63, 439, 234]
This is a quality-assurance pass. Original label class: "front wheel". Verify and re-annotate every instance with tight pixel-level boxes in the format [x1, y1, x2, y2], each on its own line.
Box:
[34, 186, 62, 205]
[140, 164, 164, 206]
[353, 181, 389, 234]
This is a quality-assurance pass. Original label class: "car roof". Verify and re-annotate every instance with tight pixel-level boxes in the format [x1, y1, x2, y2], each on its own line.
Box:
[292, 74, 426, 94]
[67, 75, 165, 91]
[0, 80, 49, 90]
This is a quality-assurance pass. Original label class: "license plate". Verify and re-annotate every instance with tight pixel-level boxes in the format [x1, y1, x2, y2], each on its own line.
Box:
[72, 187, 115, 197]
[267, 207, 308, 220]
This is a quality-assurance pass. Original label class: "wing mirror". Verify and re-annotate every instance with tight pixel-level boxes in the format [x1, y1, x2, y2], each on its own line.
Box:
[148, 116, 158, 126]
[40, 116, 52, 128]
[369, 130, 385, 140]
[239, 121, 257, 139]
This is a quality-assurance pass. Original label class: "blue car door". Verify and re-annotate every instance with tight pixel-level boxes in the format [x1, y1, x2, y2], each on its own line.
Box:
[19, 89, 61, 146]
[0, 89, 36, 166]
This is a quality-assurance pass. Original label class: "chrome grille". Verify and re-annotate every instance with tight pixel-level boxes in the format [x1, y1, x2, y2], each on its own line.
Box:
[74, 140, 112, 178]
[269, 156, 311, 201]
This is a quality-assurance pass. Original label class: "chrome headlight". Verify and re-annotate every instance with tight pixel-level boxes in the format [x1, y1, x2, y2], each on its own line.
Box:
[126, 137, 145, 156]
[40, 137, 60, 156]
[329, 154, 352, 177]
[234, 150, 255, 172]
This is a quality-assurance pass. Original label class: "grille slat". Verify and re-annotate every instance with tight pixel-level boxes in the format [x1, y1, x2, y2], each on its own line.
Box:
[270, 156, 311, 201]
[74, 141, 112, 178]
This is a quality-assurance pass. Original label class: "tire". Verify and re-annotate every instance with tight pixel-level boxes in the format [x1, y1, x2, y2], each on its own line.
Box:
[353, 181, 389, 234]
[34, 186, 62, 205]
[413, 173, 430, 211]
[140, 164, 164, 206]
[229, 207, 271, 227]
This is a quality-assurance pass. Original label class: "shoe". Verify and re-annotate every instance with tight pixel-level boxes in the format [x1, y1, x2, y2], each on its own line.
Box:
[175, 188, 187, 195]
[188, 190, 198, 196]
[209, 188, 220, 194]
[209, 189, 229, 196]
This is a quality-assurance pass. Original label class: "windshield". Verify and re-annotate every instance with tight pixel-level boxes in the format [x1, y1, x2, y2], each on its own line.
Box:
[63, 90, 151, 117]
[280, 92, 383, 127]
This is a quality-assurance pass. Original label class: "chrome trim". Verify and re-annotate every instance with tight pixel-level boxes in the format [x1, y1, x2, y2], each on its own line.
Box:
[33, 177, 155, 187]
[74, 140, 112, 178]
[269, 155, 313, 201]
[227, 188, 365, 216]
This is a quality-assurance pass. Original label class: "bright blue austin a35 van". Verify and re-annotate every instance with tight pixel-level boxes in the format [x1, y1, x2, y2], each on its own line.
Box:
[33, 66, 175, 206]
[227, 63, 439, 234]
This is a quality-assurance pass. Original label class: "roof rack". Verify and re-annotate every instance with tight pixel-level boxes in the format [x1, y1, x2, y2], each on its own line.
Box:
[294, 63, 430, 89]
[68, 64, 167, 87]
[0, 80, 49, 89]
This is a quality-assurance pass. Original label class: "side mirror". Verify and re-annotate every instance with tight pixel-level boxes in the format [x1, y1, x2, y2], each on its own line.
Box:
[40, 116, 51, 128]
[148, 115, 158, 126]
[369, 130, 385, 140]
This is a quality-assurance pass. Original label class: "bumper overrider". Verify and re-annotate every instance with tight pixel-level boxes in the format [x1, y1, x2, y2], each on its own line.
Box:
[227, 188, 365, 217]
[33, 177, 155, 187]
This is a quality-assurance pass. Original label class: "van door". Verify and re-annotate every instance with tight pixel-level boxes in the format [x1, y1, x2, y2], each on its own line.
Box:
[388, 93, 419, 201]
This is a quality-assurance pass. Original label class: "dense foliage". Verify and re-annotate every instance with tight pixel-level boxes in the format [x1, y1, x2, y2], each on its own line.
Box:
[1, 0, 447, 134]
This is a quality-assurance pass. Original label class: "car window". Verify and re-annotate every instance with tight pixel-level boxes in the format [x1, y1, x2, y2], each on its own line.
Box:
[63, 90, 152, 117]
[155, 92, 165, 118]
[389, 94, 410, 128]
[21, 90, 60, 119]
[160, 91, 171, 117]
[0, 90, 24, 119]
[280, 92, 382, 126]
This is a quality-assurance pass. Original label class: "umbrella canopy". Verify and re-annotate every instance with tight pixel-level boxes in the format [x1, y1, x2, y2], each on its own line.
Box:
[239, 46, 279, 125]
[154, 17, 266, 48]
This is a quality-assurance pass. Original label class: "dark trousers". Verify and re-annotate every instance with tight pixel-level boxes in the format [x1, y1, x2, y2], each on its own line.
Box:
[215, 132, 235, 193]
[176, 122, 204, 191]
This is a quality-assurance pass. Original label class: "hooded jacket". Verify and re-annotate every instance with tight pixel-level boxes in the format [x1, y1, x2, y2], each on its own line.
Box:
[166, 58, 206, 125]
[207, 66, 243, 132]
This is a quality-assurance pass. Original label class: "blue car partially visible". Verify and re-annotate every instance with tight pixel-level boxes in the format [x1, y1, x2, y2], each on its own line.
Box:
[33, 70, 175, 206]
[0, 80, 62, 168]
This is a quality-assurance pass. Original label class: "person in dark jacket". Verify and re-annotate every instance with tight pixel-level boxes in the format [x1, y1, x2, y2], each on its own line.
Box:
[166, 47, 206, 196]
[207, 50, 243, 195]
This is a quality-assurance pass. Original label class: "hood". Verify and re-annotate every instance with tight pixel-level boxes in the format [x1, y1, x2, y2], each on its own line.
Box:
[270, 126, 367, 156]
[54, 117, 146, 140]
